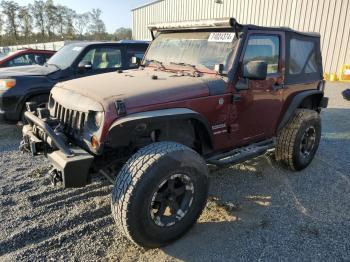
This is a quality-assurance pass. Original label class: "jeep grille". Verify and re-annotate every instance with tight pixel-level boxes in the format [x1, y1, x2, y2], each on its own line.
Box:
[52, 101, 86, 133]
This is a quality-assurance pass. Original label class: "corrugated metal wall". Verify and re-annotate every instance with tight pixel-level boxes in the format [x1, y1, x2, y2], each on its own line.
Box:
[132, 0, 350, 74]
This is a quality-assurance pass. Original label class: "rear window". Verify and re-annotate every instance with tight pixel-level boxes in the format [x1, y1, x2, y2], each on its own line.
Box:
[285, 32, 322, 85]
[289, 39, 318, 74]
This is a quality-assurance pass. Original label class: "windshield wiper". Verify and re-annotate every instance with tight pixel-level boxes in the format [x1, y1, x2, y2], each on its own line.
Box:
[170, 62, 201, 74]
[144, 59, 166, 70]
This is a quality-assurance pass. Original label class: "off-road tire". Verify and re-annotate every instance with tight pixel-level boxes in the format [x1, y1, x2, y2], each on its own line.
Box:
[275, 109, 321, 171]
[20, 94, 49, 125]
[111, 142, 209, 248]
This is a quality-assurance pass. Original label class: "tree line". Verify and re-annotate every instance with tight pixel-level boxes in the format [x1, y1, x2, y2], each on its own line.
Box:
[0, 0, 132, 46]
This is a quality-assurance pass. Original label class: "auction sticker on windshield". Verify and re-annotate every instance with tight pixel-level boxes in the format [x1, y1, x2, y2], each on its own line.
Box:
[72, 46, 83, 52]
[208, 32, 235, 42]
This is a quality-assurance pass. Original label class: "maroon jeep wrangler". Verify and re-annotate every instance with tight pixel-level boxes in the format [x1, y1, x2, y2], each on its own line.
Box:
[21, 18, 328, 247]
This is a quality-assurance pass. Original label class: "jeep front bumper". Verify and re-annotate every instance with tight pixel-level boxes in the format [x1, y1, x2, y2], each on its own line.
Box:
[22, 111, 94, 188]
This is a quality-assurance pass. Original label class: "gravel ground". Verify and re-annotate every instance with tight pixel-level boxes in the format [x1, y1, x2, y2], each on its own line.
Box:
[0, 82, 349, 261]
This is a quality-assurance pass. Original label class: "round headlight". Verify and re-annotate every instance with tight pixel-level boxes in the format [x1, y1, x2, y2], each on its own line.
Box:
[94, 111, 103, 128]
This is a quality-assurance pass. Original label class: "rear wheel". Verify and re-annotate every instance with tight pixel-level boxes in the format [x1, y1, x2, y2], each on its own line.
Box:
[111, 142, 209, 248]
[20, 94, 49, 125]
[275, 109, 321, 171]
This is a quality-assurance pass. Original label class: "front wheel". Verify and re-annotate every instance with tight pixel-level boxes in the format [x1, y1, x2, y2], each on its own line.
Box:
[111, 142, 209, 248]
[275, 109, 321, 171]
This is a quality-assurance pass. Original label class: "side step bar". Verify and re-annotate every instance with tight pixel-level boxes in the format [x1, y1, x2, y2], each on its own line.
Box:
[206, 138, 275, 167]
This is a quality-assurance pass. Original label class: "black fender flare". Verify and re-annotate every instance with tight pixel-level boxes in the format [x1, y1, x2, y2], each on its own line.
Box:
[107, 108, 213, 149]
[277, 89, 323, 132]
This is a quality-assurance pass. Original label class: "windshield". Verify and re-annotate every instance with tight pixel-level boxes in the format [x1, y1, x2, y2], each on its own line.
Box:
[47, 44, 85, 69]
[144, 31, 239, 73]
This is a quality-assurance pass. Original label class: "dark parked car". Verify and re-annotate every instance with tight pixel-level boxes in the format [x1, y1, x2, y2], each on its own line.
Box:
[0, 48, 55, 67]
[21, 18, 328, 247]
[0, 41, 149, 123]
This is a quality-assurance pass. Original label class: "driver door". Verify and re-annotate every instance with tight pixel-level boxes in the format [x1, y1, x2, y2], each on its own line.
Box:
[229, 31, 285, 147]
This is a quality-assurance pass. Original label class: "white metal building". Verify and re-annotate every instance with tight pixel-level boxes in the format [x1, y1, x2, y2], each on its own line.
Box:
[132, 0, 350, 75]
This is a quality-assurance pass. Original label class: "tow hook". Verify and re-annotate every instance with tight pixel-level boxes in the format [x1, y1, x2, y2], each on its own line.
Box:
[49, 169, 63, 186]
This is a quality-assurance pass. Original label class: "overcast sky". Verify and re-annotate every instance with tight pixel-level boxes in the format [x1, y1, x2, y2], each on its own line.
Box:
[15, 0, 150, 33]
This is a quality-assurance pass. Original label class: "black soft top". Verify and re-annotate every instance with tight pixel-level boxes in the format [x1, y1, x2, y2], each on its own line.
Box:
[242, 24, 320, 38]
[148, 18, 320, 38]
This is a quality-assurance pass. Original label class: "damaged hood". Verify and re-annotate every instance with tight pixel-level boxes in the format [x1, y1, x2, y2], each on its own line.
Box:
[54, 69, 224, 110]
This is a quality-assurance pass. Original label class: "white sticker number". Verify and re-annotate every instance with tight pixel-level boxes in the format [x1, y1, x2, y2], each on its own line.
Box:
[208, 32, 235, 43]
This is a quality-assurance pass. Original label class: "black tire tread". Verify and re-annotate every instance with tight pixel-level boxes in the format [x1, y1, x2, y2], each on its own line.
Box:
[111, 142, 204, 246]
[275, 109, 320, 171]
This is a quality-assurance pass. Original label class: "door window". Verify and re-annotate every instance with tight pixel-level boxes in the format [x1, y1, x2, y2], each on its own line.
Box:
[6, 54, 36, 67]
[243, 35, 280, 74]
[80, 47, 122, 70]
[289, 39, 317, 74]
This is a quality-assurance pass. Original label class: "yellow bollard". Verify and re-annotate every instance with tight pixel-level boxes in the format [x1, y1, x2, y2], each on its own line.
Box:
[323, 73, 330, 81]
[339, 64, 350, 82]
[329, 73, 338, 82]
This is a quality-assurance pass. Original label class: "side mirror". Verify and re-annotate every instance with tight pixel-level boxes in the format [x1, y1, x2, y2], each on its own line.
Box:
[131, 56, 141, 66]
[78, 61, 92, 71]
[243, 61, 268, 80]
[235, 61, 268, 91]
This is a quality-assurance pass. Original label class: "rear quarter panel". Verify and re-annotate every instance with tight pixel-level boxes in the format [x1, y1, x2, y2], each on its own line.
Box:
[278, 81, 321, 131]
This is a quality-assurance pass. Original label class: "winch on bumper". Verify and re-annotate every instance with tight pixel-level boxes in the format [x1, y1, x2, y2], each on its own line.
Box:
[21, 109, 94, 188]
